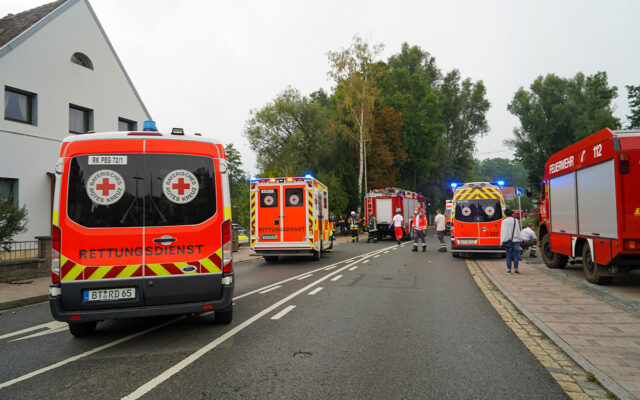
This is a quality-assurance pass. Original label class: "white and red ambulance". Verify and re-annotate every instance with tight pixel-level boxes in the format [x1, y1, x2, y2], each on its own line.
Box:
[49, 121, 234, 336]
[250, 176, 332, 261]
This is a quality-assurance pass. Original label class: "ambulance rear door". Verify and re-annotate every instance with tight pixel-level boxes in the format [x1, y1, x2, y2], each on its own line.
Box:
[59, 140, 146, 311]
[282, 184, 308, 244]
[453, 199, 479, 244]
[143, 140, 224, 306]
[477, 198, 504, 246]
[256, 183, 281, 244]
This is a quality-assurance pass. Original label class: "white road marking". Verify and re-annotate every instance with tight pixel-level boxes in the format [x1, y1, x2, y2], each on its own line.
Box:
[308, 287, 323, 295]
[122, 256, 367, 400]
[259, 285, 282, 294]
[331, 275, 343, 281]
[296, 274, 313, 280]
[10, 326, 68, 342]
[271, 305, 296, 320]
[0, 321, 67, 341]
[324, 265, 341, 270]
[348, 266, 358, 271]
[374, 255, 380, 258]
[0, 316, 183, 390]
[383, 251, 389, 254]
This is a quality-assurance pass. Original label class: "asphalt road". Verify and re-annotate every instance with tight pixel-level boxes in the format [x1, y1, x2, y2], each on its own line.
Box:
[0, 233, 567, 399]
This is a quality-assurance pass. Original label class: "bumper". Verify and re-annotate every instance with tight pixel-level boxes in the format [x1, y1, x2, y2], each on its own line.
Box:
[450, 243, 505, 253]
[49, 283, 234, 322]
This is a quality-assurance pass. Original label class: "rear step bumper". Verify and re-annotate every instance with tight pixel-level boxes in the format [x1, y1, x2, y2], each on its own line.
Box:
[49, 284, 233, 322]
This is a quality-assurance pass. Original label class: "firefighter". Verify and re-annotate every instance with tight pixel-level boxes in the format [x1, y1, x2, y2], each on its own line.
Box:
[412, 209, 428, 252]
[392, 208, 404, 245]
[367, 214, 378, 243]
[348, 211, 360, 242]
[434, 209, 446, 252]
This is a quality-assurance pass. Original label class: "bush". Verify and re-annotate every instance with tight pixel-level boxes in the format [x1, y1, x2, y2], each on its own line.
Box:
[0, 202, 28, 251]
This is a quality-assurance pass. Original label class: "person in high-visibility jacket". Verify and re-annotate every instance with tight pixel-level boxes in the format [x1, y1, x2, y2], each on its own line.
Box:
[367, 214, 378, 243]
[348, 211, 360, 242]
[392, 208, 404, 245]
[411, 209, 428, 252]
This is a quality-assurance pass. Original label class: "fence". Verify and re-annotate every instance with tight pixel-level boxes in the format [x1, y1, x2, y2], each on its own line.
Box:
[0, 240, 40, 260]
[0, 237, 51, 283]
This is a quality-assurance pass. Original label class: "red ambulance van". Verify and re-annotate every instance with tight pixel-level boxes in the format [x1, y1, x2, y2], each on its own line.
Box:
[49, 122, 234, 336]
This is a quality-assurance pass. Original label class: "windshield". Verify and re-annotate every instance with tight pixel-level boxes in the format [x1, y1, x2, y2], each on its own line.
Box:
[67, 154, 217, 228]
[454, 199, 503, 223]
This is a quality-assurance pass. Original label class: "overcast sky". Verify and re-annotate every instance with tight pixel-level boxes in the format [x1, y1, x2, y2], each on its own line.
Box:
[4, 0, 640, 174]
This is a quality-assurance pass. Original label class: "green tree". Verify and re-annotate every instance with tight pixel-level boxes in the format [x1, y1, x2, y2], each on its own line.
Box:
[327, 34, 385, 211]
[244, 87, 331, 176]
[224, 144, 250, 228]
[507, 71, 621, 184]
[0, 203, 28, 251]
[626, 84, 640, 129]
[473, 158, 528, 187]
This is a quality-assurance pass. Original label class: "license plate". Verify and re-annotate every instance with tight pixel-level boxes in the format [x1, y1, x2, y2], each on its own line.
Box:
[458, 239, 477, 245]
[83, 288, 135, 302]
[261, 234, 278, 240]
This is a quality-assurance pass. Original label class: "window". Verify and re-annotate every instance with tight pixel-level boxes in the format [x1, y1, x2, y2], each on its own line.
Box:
[4, 86, 36, 124]
[260, 189, 278, 208]
[69, 104, 93, 134]
[0, 178, 19, 207]
[118, 117, 137, 131]
[71, 52, 93, 70]
[285, 188, 303, 207]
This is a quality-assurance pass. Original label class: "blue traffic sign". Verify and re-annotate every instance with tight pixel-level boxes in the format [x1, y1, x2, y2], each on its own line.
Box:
[515, 187, 524, 197]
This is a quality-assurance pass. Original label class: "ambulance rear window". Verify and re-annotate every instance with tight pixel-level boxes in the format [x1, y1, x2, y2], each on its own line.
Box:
[454, 199, 503, 223]
[66, 154, 217, 228]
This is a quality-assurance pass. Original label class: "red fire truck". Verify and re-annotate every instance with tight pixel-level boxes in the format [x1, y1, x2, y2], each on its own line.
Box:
[250, 176, 332, 262]
[364, 188, 424, 240]
[539, 128, 640, 284]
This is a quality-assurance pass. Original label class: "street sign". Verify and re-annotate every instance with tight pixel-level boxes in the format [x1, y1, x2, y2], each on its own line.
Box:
[515, 187, 524, 197]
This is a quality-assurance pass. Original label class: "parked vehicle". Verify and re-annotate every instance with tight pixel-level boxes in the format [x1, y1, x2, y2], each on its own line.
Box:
[250, 176, 332, 261]
[49, 121, 234, 336]
[538, 128, 640, 284]
[450, 182, 506, 257]
[233, 224, 249, 245]
[444, 200, 453, 235]
[364, 188, 425, 240]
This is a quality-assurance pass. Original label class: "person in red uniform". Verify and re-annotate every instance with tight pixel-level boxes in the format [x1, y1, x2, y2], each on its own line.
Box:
[411, 209, 428, 252]
[392, 208, 404, 245]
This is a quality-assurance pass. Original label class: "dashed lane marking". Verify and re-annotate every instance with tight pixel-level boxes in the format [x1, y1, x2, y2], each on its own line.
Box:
[374, 255, 380, 258]
[296, 274, 313, 280]
[349, 266, 358, 271]
[331, 275, 343, 281]
[271, 305, 296, 320]
[383, 251, 389, 254]
[308, 287, 323, 295]
[259, 285, 282, 294]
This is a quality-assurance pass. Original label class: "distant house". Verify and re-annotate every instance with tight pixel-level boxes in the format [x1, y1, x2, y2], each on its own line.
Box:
[0, 0, 151, 242]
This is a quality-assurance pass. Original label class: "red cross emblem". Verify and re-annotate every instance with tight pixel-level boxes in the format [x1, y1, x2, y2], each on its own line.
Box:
[172, 178, 190, 195]
[265, 196, 274, 206]
[462, 207, 471, 216]
[96, 178, 115, 196]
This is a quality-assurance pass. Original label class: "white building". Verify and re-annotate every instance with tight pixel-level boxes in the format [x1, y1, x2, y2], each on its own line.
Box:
[0, 0, 151, 242]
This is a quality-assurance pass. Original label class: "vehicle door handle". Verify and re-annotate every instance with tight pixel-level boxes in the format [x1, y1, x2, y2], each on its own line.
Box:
[153, 235, 176, 244]
[480, 228, 488, 231]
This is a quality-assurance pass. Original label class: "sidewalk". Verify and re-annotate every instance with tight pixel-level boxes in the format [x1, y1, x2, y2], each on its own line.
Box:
[476, 258, 640, 400]
[0, 234, 356, 312]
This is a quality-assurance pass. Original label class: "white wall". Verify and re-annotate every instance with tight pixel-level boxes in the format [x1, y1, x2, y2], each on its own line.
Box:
[0, 0, 150, 241]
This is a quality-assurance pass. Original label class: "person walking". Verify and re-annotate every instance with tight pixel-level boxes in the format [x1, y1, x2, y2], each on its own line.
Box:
[500, 209, 522, 274]
[338, 215, 346, 235]
[411, 209, 428, 252]
[348, 211, 360, 243]
[434, 209, 447, 252]
[367, 214, 378, 243]
[520, 223, 538, 257]
[392, 208, 404, 245]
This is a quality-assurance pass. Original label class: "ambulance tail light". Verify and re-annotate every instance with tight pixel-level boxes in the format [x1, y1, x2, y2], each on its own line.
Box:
[222, 219, 233, 274]
[51, 225, 61, 284]
[619, 153, 630, 174]
[623, 240, 640, 250]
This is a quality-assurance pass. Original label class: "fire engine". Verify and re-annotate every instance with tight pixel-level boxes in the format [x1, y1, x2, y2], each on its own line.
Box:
[450, 182, 506, 257]
[364, 188, 424, 240]
[539, 128, 640, 284]
[250, 176, 332, 261]
[50, 121, 234, 336]
[444, 200, 453, 235]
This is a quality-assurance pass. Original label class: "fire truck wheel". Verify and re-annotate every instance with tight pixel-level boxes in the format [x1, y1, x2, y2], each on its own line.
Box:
[68, 321, 97, 337]
[582, 245, 613, 285]
[214, 305, 233, 324]
[263, 256, 279, 262]
[540, 235, 568, 269]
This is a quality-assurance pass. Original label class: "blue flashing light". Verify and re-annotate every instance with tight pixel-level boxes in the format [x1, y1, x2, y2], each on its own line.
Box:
[250, 176, 257, 182]
[304, 174, 313, 179]
[143, 120, 157, 132]
[450, 182, 458, 188]
[497, 180, 505, 186]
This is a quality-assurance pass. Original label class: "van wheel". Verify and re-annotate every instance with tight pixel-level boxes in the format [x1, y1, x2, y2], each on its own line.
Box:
[451, 252, 459, 258]
[582, 246, 613, 285]
[68, 321, 97, 337]
[540, 235, 568, 269]
[313, 248, 321, 261]
[214, 305, 233, 324]
[328, 239, 334, 250]
[263, 256, 278, 262]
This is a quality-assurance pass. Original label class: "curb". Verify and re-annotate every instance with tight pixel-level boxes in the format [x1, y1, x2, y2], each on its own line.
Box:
[0, 294, 49, 312]
[475, 259, 636, 400]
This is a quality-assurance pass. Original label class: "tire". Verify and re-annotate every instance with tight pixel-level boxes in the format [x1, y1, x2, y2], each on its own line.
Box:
[313, 247, 321, 261]
[540, 235, 568, 269]
[263, 256, 279, 262]
[451, 252, 460, 258]
[214, 305, 233, 324]
[328, 239, 334, 250]
[582, 245, 613, 285]
[68, 321, 97, 337]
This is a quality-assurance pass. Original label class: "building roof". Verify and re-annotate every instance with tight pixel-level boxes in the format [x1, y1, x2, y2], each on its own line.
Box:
[0, 0, 67, 48]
